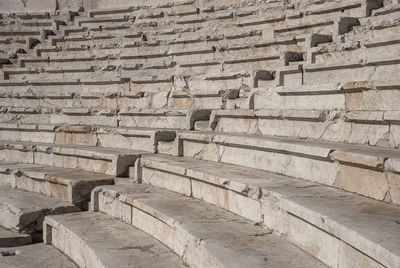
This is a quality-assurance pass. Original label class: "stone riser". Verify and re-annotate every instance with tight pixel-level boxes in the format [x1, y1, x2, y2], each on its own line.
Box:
[0, 112, 192, 130]
[304, 64, 400, 85]
[0, 186, 79, 240]
[136, 156, 398, 268]
[212, 111, 400, 149]
[0, 146, 139, 176]
[0, 169, 113, 206]
[0, 126, 174, 152]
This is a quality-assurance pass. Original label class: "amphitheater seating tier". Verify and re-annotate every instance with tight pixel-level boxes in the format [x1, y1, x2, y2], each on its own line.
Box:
[0, 0, 399, 267]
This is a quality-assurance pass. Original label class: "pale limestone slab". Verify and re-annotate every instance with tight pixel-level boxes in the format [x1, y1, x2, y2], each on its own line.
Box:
[93, 184, 326, 268]
[0, 243, 78, 268]
[44, 212, 185, 268]
[0, 186, 79, 235]
[137, 154, 400, 268]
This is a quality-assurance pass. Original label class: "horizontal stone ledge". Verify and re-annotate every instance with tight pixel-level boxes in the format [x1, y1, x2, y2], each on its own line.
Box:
[44, 212, 186, 268]
[136, 154, 400, 268]
[237, 14, 285, 27]
[93, 183, 324, 268]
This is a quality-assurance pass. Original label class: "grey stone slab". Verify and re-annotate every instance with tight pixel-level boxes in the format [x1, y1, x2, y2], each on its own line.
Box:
[93, 184, 326, 268]
[0, 243, 77, 268]
[138, 154, 400, 268]
[44, 211, 186, 268]
[0, 186, 80, 236]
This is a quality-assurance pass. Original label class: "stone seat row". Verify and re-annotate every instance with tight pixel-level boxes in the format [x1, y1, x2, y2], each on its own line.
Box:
[0, 185, 184, 268]
[0, 122, 400, 203]
[0, 126, 399, 267]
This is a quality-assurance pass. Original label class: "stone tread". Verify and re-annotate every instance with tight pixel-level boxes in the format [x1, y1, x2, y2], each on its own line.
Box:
[0, 140, 147, 158]
[94, 183, 326, 268]
[0, 243, 78, 268]
[44, 211, 186, 268]
[139, 154, 400, 268]
[177, 130, 400, 162]
[0, 161, 115, 205]
[0, 226, 31, 247]
[0, 186, 80, 232]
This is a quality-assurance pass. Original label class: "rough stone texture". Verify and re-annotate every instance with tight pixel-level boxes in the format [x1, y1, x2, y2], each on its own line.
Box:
[1, 1, 400, 267]
[0, 186, 80, 240]
[44, 212, 186, 268]
[136, 154, 400, 268]
[0, 140, 144, 176]
[92, 183, 326, 268]
[0, 161, 114, 207]
[0, 243, 78, 268]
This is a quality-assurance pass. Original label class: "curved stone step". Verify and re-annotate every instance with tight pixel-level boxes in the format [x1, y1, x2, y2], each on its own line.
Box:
[0, 186, 80, 241]
[177, 131, 400, 205]
[43, 211, 186, 268]
[136, 154, 400, 268]
[0, 226, 31, 247]
[0, 243, 78, 268]
[91, 183, 326, 268]
[0, 140, 145, 176]
[0, 161, 114, 207]
[0, 124, 176, 153]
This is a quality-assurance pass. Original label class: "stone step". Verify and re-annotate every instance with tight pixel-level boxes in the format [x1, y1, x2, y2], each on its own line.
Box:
[310, 26, 400, 65]
[0, 78, 129, 96]
[0, 162, 114, 207]
[255, 79, 400, 111]
[0, 123, 176, 153]
[209, 107, 400, 148]
[91, 183, 326, 268]
[0, 106, 208, 130]
[0, 140, 146, 176]
[0, 243, 78, 267]
[176, 131, 400, 205]
[118, 108, 210, 130]
[302, 55, 400, 86]
[135, 154, 400, 268]
[0, 186, 79, 241]
[43, 211, 186, 268]
[0, 226, 31, 247]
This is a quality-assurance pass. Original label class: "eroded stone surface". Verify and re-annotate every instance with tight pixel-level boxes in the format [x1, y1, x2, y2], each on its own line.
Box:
[44, 212, 186, 268]
[0, 186, 80, 238]
[92, 183, 326, 268]
[137, 154, 400, 268]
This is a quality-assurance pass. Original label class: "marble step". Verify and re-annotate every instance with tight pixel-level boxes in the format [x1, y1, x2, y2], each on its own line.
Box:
[0, 140, 146, 176]
[43, 211, 186, 268]
[0, 226, 31, 247]
[0, 162, 114, 207]
[0, 186, 79, 241]
[0, 243, 78, 267]
[175, 131, 400, 205]
[0, 124, 176, 153]
[209, 107, 400, 148]
[91, 183, 326, 268]
[136, 154, 400, 268]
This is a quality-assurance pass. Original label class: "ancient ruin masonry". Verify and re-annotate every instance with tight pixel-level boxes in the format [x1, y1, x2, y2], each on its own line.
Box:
[0, 0, 399, 267]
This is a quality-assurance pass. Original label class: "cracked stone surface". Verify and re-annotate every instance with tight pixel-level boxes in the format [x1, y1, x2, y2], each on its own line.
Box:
[93, 183, 326, 268]
[0, 186, 80, 237]
[137, 154, 400, 268]
[44, 212, 186, 268]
